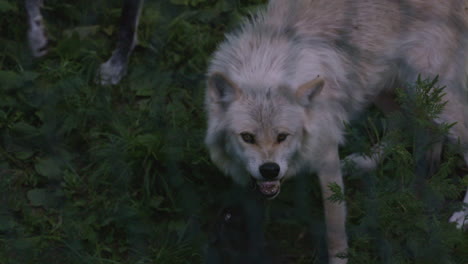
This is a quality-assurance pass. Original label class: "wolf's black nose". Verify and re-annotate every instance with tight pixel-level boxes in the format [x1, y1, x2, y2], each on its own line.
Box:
[259, 162, 280, 179]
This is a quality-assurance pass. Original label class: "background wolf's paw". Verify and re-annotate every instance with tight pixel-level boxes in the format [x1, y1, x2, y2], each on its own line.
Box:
[329, 257, 348, 264]
[341, 153, 378, 174]
[27, 16, 48, 57]
[96, 59, 128, 85]
[449, 209, 467, 230]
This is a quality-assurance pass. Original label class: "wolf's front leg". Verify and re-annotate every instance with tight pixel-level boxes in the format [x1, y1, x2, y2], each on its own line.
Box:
[318, 148, 348, 264]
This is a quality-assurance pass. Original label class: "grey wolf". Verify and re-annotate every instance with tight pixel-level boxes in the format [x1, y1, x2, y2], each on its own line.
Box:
[205, 0, 468, 263]
[25, 0, 144, 85]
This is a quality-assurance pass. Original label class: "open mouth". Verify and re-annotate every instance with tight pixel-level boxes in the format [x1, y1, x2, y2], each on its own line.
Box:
[256, 180, 281, 198]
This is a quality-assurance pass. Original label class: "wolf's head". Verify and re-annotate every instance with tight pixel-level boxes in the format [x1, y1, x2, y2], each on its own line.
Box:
[205, 72, 324, 198]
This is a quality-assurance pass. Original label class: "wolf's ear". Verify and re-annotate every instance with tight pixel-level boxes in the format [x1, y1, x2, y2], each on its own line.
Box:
[295, 77, 325, 107]
[207, 72, 241, 108]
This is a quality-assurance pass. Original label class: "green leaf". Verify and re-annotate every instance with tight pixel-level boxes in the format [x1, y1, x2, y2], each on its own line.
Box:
[101, 25, 115, 36]
[0, 70, 22, 90]
[0, 110, 5, 121]
[35, 158, 62, 179]
[27, 187, 63, 208]
[14, 149, 34, 160]
[63, 25, 100, 39]
[150, 196, 165, 209]
[0, 0, 17, 13]
[0, 71, 38, 90]
[168, 220, 188, 241]
[27, 188, 49, 207]
[22, 71, 39, 82]
[10, 122, 39, 136]
[170, 0, 189, 6]
[462, 175, 468, 187]
[0, 213, 16, 231]
[327, 182, 345, 204]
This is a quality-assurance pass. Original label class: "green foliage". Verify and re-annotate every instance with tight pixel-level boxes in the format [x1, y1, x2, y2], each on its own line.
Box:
[344, 76, 467, 264]
[327, 183, 345, 204]
[0, 1, 466, 264]
[396, 76, 448, 124]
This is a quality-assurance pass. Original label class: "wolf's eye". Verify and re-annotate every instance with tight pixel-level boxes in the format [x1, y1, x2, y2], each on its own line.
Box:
[277, 133, 289, 143]
[240, 132, 255, 144]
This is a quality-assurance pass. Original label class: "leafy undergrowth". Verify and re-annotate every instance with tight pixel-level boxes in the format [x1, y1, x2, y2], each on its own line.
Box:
[0, 0, 467, 263]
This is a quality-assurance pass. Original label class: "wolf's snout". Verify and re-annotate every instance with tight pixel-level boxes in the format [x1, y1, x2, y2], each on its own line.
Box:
[259, 162, 280, 179]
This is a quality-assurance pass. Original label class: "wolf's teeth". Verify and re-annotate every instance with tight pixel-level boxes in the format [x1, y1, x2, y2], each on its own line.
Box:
[257, 181, 280, 196]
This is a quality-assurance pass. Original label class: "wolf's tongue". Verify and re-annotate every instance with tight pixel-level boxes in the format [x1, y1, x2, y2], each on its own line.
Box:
[257, 180, 280, 196]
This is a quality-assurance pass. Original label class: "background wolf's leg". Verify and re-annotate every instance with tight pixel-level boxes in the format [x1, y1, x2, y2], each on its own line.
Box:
[449, 153, 468, 229]
[318, 148, 348, 264]
[430, 80, 468, 229]
[341, 91, 398, 173]
[341, 143, 385, 173]
[419, 77, 467, 229]
[449, 186, 468, 230]
[25, 0, 48, 57]
[97, 0, 144, 85]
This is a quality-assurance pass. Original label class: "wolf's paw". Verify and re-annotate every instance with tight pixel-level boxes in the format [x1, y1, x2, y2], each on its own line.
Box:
[96, 59, 128, 85]
[329, 257, 348, 264]
[449, 209, 467, 230]
[28, 16, 48, 57]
